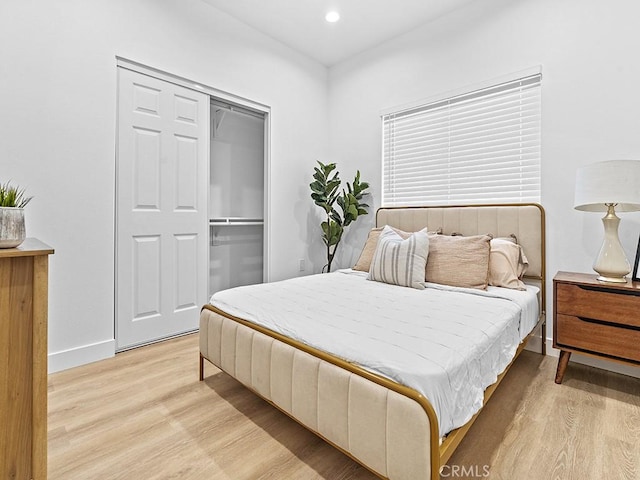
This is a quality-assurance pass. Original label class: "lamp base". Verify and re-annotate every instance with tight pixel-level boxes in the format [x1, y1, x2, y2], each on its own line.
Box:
[596, 274, 628, 283]
[592, 204, 631, 282]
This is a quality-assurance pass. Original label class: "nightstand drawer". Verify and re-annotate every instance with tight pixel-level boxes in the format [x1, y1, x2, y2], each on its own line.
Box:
[556, 283, 640, 328]
[556, 314, 640, 362]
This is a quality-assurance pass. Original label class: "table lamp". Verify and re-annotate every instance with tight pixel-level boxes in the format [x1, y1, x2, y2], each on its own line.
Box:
[574, 160, 640, 282]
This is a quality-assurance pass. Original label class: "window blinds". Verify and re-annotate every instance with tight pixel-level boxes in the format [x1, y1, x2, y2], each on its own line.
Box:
[382, 74, 541, 206]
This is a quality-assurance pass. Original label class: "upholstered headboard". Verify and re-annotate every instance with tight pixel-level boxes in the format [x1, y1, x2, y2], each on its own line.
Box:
[376, 204, 545, 281]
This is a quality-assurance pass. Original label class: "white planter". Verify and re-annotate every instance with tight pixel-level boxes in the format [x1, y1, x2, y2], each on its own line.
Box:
[0, 207, 26, 248]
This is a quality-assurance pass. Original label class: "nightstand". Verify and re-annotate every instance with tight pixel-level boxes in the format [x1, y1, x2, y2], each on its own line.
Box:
[553, 271, 640, 384]
[0, 239, 53, 479]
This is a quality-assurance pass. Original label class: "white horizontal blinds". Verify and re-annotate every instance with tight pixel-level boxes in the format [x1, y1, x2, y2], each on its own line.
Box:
[383, 74, 541, 206]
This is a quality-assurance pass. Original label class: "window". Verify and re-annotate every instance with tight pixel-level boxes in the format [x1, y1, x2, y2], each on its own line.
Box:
[382, 73, 541, 206]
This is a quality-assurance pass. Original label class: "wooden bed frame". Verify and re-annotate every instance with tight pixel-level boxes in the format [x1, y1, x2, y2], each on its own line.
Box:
[199, 203, 546, 480]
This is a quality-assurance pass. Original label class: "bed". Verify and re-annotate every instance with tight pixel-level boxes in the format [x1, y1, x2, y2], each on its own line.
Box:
[199, 203, 546, 480]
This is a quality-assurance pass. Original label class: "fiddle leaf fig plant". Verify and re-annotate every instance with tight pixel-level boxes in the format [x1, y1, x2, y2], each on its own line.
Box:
[310, 161, 370, 272]
[0, 181, 32, 208]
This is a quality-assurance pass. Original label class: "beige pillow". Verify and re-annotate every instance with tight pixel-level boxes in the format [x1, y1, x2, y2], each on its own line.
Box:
[353, 226, 411, 272]
[489, 238, 527, 290]
[368, 226, 429, 289]
[425, 234, 491, 289]
[492, 236, 529, 279]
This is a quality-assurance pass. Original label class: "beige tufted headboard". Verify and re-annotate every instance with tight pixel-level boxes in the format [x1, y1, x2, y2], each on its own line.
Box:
[376, 203, 546, 282]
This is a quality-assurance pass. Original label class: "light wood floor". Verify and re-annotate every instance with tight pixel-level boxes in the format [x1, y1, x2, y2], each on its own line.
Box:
[48, 334, 640, 480]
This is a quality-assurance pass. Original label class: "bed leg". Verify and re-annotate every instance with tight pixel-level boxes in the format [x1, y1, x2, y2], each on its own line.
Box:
[199, 353, 205, 381]
[541, 319, 547, 356]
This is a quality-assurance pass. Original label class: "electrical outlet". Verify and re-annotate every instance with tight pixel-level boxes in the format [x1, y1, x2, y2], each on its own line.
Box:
[299, 259, 305, 272]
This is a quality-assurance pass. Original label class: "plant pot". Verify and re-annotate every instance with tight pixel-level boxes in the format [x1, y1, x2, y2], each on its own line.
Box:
[0, 207, 26, 248]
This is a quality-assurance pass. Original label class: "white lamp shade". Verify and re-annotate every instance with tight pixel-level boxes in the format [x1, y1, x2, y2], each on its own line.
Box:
[574, 160, 640, 212]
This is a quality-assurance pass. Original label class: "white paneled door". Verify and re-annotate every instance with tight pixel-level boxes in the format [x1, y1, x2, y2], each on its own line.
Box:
[116, 68, 209, 350]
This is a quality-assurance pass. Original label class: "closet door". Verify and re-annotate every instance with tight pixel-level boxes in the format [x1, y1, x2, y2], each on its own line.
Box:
[116, 68, 209, 350]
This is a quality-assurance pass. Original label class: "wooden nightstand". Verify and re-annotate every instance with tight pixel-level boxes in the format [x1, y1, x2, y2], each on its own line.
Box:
[0, 239, 53, 479]
[553, 271, 640, 384]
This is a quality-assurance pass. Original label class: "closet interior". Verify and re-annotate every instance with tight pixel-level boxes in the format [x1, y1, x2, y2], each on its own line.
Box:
[209, 100, 266, 296]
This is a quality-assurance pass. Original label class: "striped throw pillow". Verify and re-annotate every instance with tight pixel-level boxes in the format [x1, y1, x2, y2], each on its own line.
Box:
[368, 226, 429, 289]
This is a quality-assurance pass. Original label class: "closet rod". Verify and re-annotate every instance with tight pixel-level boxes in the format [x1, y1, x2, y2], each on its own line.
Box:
[210, 217, 264, 227]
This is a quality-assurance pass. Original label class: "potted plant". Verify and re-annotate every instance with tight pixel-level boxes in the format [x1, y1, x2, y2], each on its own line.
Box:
[0, 181, 32, 248]
[310, 161, 370, 272]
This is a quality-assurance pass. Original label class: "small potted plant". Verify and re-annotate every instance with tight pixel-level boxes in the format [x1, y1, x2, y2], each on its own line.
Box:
[0, 181, 32, 248]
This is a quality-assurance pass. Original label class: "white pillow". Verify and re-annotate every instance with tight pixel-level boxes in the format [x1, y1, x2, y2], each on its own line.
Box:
[368, 226, 429, 289]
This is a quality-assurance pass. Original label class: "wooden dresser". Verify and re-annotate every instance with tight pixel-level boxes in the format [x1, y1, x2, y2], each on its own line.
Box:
[553, 271, 640, 384]
[0, 239, 53, 480]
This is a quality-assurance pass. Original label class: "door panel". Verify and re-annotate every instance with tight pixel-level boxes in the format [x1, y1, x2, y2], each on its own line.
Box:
[132, 127, 161, 210]
[174, 234, 198, 311]
[175, 95, 199, 124]
[117, 67, 208, 350]
[175, 135, 198, 210]
[132, 235, 161, 320]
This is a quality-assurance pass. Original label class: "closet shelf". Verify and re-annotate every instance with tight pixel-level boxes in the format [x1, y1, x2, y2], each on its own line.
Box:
[210, 217, 264, 226]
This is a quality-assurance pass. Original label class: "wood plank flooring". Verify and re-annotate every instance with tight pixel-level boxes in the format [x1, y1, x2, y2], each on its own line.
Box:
[48, 334, 640, 480]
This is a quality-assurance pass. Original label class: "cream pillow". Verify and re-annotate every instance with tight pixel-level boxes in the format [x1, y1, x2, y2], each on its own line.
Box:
[368, 226, 429, 289]
[518, 250, 529, 279]
[353, 226, 411, 272]
[489, 238, 527, 290]
[492, 236, 529, 279]
[425, 234, 491, 289]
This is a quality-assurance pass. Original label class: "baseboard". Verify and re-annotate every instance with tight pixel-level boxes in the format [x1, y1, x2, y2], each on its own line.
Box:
[48, 339, 116, 374]
[525, 335, 640, 380]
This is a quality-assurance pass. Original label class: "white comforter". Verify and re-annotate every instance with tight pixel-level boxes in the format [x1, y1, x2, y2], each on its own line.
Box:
[210, 269, 539, 436]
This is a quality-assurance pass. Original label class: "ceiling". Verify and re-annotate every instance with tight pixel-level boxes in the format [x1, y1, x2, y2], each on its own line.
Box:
[201, 0, 478, 66]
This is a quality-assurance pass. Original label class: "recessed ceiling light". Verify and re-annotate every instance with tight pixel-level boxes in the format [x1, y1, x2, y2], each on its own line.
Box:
[325, 11, 340, 23]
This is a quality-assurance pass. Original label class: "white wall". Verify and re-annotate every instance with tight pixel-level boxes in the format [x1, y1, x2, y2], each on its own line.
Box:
[327, 0, 640, 376]
[0, 0, 329, 371]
